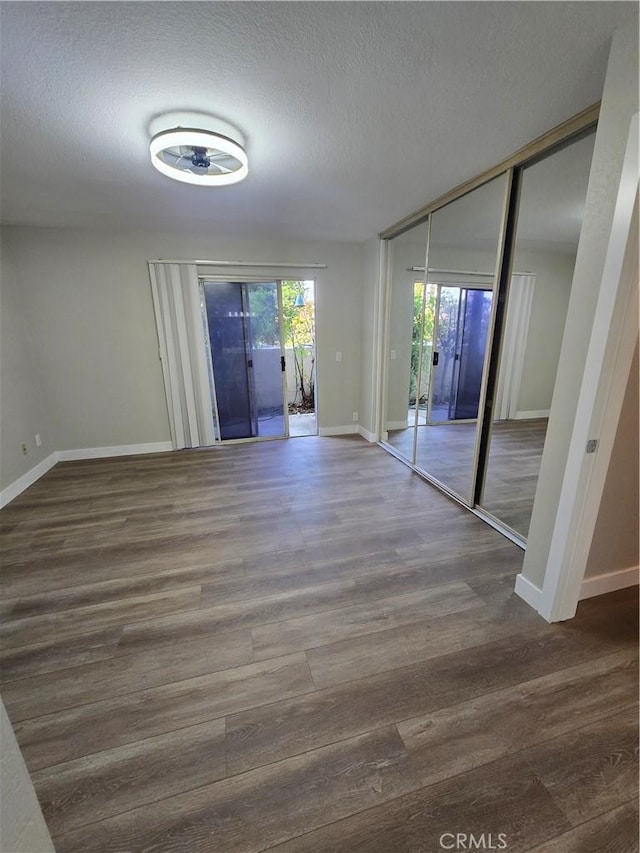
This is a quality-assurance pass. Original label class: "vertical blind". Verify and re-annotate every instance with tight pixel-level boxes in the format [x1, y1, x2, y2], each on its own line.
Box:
[148, 262, 216, 449]
[494, 274, 536, 420]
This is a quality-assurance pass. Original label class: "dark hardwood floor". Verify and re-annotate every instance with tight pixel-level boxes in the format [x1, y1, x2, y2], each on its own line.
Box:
[0, 436, 637, 852]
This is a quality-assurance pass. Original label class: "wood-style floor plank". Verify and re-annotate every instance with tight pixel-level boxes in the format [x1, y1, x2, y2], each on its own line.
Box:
[0, 586, 203, 648]
[14, 652, 313, 769]
[0, 436, 636, 851]
[265, 752, 571, 853]
[32, 718, 227, 836]
[0, 557, 243, 620]
[398, 650, 638, 788]
[522, 704, 639, 827]
[252, 581, 484, 659]
[0, 627, 122, 682]
[523, 800, 639, 853]
[306, 595, 539, 689]
[1, 630, 253, 718]
[227, 619, 634, 776]
[117, 578, 389, 655]
[53, 727, 419, 853]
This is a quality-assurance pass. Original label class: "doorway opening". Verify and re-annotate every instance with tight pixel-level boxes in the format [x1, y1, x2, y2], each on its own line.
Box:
[282, 280, 317, 437]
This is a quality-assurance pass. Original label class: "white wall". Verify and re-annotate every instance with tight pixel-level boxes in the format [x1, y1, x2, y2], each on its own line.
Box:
[522, 27, 639, 590]
[0, 227, 364, 490]
[513, 249, 577, 416]
[0, 700, 54, 852]
[0, 232, 55, 487]
[584, 342, 639, 578]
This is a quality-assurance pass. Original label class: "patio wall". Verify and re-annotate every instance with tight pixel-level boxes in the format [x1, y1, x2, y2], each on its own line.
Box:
[252, 346, 315, 408]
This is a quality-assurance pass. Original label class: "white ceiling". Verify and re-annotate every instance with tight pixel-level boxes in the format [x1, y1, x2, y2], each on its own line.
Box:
[0, 2, 635, 243]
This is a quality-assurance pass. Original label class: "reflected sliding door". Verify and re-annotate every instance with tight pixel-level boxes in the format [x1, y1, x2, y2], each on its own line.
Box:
[427, 285, 493, 422]
[201, 280, 287, 441]
[414, 174, 508, 503]
[453, 287, 493, 419]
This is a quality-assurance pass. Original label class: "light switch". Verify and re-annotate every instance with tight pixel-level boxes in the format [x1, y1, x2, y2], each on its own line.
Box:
[335, 351, 342, 362]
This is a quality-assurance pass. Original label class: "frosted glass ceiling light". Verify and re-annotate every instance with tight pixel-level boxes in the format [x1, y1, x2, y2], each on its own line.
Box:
[149, 113, 248, 186]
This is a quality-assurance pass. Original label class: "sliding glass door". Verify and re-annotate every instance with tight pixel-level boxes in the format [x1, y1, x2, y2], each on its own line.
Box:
[201, 280, 287, 441]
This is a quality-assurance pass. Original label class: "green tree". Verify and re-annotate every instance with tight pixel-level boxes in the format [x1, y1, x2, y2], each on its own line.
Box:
[247, 284, 279, 346]
[410, 282, 435, 404]
[281, 280, 315, 411]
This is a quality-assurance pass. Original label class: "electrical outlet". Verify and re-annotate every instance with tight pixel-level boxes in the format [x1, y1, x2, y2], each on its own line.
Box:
[335, 351, 342, 362]
[390, 349, 397, 360]
[35, 434, 42, 447]
[352, 411, 359, 422]
[20, 443, 28, 456]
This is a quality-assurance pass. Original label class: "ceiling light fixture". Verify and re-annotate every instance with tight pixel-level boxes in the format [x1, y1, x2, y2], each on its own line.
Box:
[149, 112, 248, 187]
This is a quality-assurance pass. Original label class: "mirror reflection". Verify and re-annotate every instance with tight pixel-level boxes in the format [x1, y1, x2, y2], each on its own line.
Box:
[480, 131, 596, 536]
[383, 219, 429, 463]
[414, 174, 508, 502]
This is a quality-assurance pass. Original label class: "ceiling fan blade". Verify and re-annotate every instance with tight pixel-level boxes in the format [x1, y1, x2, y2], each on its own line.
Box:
[208, 162, 233, 174]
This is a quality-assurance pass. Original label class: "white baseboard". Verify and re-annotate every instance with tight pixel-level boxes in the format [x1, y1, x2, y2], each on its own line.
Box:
[514, 573, 543, 610]
[579, 566, 639, 600]
[0, 443, 174, 507]
[0, 452, 59, 509]
[57, 442, 174, 462]
[515, 410, 550, 420]
[358, 426, 377, 443]
[318, 425, 359, 437]
[386, 420, 409, 431]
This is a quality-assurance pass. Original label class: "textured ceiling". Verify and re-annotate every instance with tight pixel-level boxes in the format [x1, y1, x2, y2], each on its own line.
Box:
[0, 2, 636, 242]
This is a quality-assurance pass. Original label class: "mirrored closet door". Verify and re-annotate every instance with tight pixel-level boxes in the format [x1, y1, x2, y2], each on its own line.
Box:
[382, 175, 508, 502]
[478, 130, 596, 537]
[380, 121, 597, 542]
